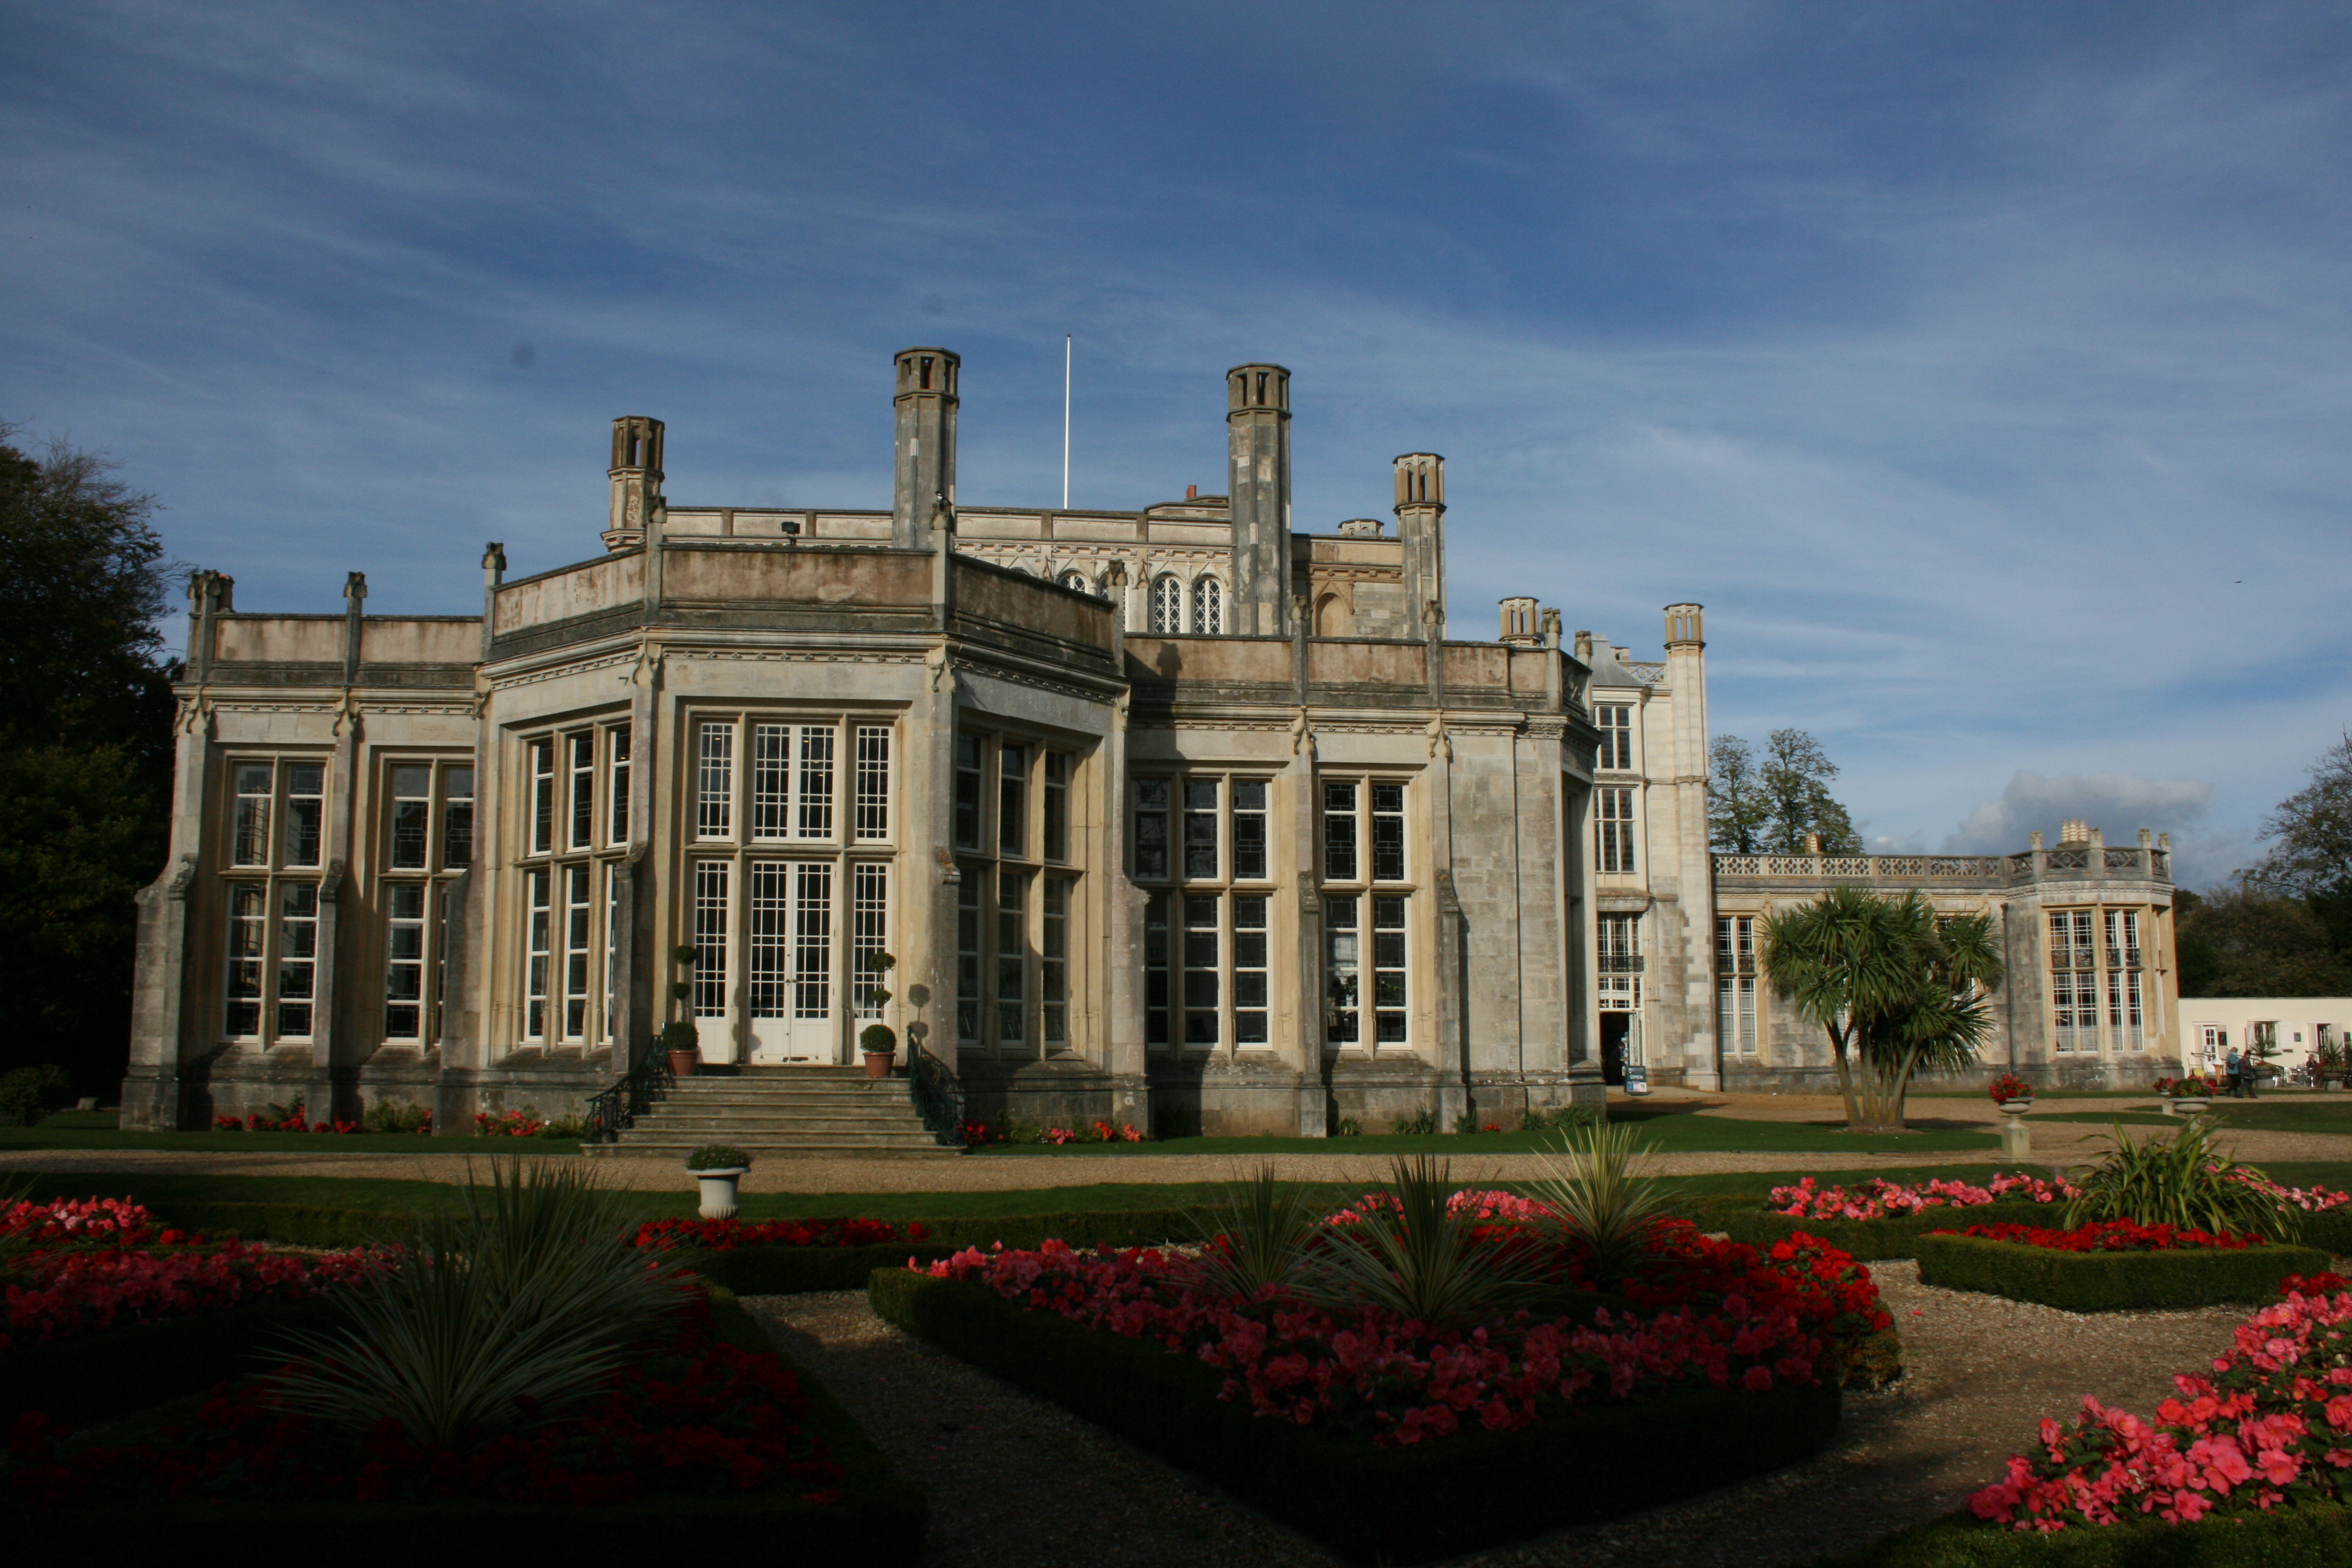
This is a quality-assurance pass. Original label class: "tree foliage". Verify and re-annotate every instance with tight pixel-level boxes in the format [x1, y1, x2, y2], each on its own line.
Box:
[1710, 729, 1863, 854]
[0, 431, 179, 1089]
[2174, 877, 2352, 998]
[1759, 887, 2005, 1132]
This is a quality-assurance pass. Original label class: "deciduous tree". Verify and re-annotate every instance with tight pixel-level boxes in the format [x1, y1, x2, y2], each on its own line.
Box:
[0, 432, 178, 1091]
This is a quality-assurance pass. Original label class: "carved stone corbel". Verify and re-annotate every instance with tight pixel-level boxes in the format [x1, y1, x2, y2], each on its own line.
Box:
[164, 854, 199, 901]
[935, 846, 962, 884]
[927, 645, 954, 693]
[1425, 716, 1452, 761]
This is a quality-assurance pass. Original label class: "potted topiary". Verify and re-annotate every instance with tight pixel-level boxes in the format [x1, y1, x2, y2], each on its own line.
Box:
[686, 1144, 751, 1220]
[661, 1018, 699, 1079]
[860, 1022, 897, 1079]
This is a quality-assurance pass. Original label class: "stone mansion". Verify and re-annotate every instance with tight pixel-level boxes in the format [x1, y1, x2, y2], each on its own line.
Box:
[122, 348, 2181, 1135]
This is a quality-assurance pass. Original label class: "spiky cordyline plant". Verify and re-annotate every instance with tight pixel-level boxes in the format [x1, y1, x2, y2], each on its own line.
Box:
[269, 1158, 685, 1446]
[1178, 1161, 1320, 1299]
[1521, 1118, 1680, 1286]
[1760, 887, 2006, 1132]
[1299, 1156, 1543, 1331]
[2065, 1119, 2303, 1243]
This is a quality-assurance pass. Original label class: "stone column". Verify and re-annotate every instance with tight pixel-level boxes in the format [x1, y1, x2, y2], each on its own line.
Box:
[1663, 604, 1720, 1091]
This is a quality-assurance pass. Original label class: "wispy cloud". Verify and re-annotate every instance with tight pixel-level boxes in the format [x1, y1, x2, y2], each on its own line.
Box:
[4, 0, 2348, 868]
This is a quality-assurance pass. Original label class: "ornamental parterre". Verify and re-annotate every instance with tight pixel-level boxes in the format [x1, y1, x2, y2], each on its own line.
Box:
[1933, 1219, 2267, 1253]
[633, 1216, 931, 1251]
[5, 1296, 846, 1511]
[1, 1198, 395, 1353]
[1970, 1278, 2352, 1531]
[1769, 1174, 2080, 1223]
[915, 1220, 1889, 1447]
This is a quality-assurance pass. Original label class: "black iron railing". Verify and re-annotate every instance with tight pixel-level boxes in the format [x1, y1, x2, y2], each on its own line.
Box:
[584, 1048, 676, 1145]
[910, 1047, 967, 1147]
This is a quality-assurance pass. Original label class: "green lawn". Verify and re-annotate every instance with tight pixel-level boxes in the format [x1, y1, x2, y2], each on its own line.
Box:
[15, 1157, 2352, 1226]
[0, 1109, 578, 1155]
[2035, 1100, 2352, 1134]
[978, 1104, 1998, 1157]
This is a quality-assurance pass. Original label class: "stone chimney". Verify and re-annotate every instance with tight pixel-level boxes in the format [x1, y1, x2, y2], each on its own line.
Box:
[892, 348, 959, 550]
[1225, 363, 1292, 636]
[603, 417, 664, 552]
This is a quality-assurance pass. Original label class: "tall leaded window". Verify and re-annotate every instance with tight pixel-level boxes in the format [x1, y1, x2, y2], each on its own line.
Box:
[1596, 704, 1635, 770]
[1135, 772, 1279, 1053]
[220, 757, 329, 1044]
[606, 724, 631, 846]
[675, 714, 897, 1065]
[1596, 787, 1636, 874]
[2048, 909, 2097, 1052]
[956, 732, 1087, 1058]
[515, 725, 633, 1048]
[1320, 777, 1413, 1050]
[380, 759, 473, 1044]
[1714, 916, 1755, 1057]
[1600, 913, 1643, 1013]
[1191, 577, 1222, 634]
[1151, 575, 1183, 633]
[854, 726, 892, 841]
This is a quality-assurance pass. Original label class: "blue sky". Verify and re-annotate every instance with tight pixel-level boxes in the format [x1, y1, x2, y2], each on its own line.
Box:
[7, 2, 2349, 888]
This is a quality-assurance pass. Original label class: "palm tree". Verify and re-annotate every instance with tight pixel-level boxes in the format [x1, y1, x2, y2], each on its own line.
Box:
[1759, 887, 2005, 1133]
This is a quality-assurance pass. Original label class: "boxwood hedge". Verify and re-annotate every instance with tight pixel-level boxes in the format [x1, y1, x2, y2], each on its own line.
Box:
[0, 1287, 927, 1560]
[869, 1266, 1840, 1564]
[1913, 1235, 2333, 1312]
[1812, 1502, 2352, 1566]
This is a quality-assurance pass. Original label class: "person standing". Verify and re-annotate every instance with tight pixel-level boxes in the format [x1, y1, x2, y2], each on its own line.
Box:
[2225, 1045, 2244, 1099]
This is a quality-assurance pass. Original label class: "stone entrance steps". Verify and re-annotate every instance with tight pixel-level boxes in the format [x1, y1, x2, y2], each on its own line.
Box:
[584, 1065, 961, 1158]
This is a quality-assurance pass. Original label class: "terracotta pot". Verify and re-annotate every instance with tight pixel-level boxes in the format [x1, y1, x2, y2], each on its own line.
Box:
[863, 1050, 894, 1079]
[667, 1049, 699, 1079]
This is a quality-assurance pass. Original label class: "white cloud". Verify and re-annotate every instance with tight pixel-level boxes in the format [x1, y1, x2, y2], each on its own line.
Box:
[1942, 769, 2255, 889]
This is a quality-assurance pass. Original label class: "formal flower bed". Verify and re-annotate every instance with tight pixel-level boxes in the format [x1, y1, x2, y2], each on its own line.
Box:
[1968, 1276, 2352, 1532]
[634, 1217, 932, 1252]
[913, 1220, 1886, 1448]
[213, 1105, 364, 1134]
[2, 1236, 394, 1352]
[1769, 1173, 2080, 1223]
[1, 1197, 164, 1248]
[1934, 1219, 2267, 1253]
[960, 1119, 1148, 1146]
[6, 1293, 848, 1511]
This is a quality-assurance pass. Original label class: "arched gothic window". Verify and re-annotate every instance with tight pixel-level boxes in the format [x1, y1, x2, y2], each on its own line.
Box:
[1060, 570, 1091, 595]
[1191, 577, 1223, 635]
[1151, 575, 1183, 633]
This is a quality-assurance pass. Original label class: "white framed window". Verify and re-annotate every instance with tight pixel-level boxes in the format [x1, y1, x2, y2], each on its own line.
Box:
[568, 731, 596, 851]
[748, 722, 838, 841]
[1596, 787, 1636, 874]
[1714, 916, 1755, 1056]
[530, 739, 555, 855]
[606, 724, 632, 846]
[1601, 913, 1644, 1011]
[1151, 575, 1183, 632]
[697, 722, 735, 840]
[1320, 777, 1413, 1051]
[1596, 704, 1635, 770]
[380, 758, 472, 1044]
[219, 757, 330, 1044]
[2198, 1023, 2226, 1063]
[854, 726, 892, 841]
[952, 731, 1087, 1058]
[1191, 576, 1223, 634]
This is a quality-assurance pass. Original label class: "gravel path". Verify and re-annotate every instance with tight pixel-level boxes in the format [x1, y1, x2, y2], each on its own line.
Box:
[744, 1267, 2255, 1567]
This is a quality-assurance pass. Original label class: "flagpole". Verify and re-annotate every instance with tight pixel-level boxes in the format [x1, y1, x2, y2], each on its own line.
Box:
[1061, 335, 1072, 510]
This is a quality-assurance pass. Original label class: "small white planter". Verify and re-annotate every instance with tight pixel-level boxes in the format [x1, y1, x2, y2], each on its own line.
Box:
[692, 1166, 749, 1220]
[2168, 1098, 2210, 1117]
[1998, 1099, 2034, 1115]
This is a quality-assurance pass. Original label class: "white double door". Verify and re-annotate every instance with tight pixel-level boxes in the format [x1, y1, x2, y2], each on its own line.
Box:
[746, 860, 838, 1063]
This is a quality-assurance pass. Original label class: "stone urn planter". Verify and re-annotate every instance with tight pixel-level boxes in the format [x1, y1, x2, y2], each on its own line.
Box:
[1996, 1097, 2033, 1157]
[2168, 1097, 2210, 1117]
[687, 1145, 752, 1220]
[1998, 1098, 2034, 1116]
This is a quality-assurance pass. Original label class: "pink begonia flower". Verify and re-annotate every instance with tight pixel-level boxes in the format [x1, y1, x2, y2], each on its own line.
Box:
[1742, 1365, 1773, 1391]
